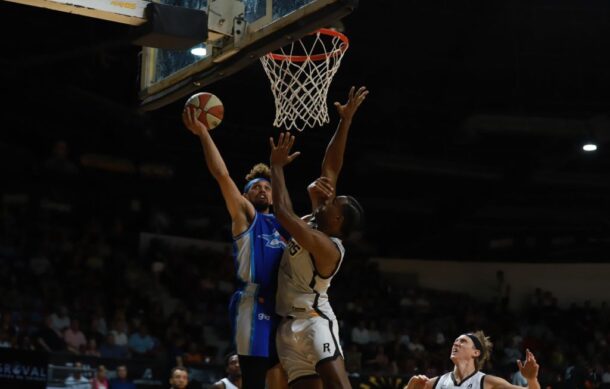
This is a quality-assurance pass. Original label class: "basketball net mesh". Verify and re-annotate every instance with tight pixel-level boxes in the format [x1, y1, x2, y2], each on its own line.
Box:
[260, 29, 348, 131]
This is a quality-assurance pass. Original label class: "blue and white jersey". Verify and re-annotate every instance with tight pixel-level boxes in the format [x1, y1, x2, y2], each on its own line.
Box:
[229, 211, 288, 357]
[232, 212, 287, 297]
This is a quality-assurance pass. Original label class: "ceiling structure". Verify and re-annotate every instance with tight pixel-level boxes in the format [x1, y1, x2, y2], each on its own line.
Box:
[1, 0, 609, 261]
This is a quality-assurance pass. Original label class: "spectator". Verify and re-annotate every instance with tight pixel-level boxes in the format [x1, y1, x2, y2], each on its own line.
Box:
[65, 361, 91, 389]
[167, 335, 186, 366]
[35, 316, 66, 352]
[0, 330, 12, 348]
[169, 366, 189, 389]
[397, 327, 411, 348]
[109, 320, 129, 347]
[408, 335, 426, 354]
[89, 314, 107, 345]
[19, 334, 37, 351]
[84, 338, 101, 357]
[127, 324, 157, 357]
[50, 306, 70, 334]
[182, 341, 205, 365]
[99, 333, 129, 359]
[503, 337, 523, 367]
[512, 369, 528, 387]
[91, 365, 109, 389]
[351, 319, 371, 347]
[109, 365, 136, 389]
[64, 319, 87, 354]
[368, 320, 382, 345]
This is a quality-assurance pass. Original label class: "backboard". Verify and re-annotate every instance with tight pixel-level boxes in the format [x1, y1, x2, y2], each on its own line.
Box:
[138, 0, 357, 111]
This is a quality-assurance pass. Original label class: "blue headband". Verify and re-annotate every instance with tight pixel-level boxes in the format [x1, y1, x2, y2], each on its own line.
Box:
[244, 177, 270, 193]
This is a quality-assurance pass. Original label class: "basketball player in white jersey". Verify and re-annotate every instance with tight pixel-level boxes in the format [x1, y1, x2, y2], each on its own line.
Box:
[212, 353, 242, 389]
[404, 331, 540, 389]
[269, 130, 365, 389]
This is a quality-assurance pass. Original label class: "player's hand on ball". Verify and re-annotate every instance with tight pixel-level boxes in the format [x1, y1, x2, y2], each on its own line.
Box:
[270, 132, 301, 167]
[182, 107, 209, 136]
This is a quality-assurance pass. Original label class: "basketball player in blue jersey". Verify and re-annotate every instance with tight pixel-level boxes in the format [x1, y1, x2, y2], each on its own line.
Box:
[183, 109, 287, 389]
[184, 85, 368, 389]
[404, 331, 540, 389]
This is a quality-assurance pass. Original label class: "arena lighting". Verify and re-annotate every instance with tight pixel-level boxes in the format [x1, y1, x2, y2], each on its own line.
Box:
[582, 143, 597, 152]
[190, 44, 207, 57]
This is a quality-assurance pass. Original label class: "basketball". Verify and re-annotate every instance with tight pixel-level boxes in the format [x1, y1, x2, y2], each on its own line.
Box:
[184, 92, 224, 130]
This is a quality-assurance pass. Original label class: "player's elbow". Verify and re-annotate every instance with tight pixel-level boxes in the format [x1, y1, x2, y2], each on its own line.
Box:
[211, 168, 230, 181]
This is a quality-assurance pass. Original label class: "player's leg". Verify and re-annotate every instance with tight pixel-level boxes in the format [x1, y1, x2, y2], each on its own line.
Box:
[239, 355, 269, 389]
[231, 293, 269, 388]
[266, 362, 289, 389]
[290, 375, 323, 389]
[266, 312, 288, 389]
[316, 357, 352, 389]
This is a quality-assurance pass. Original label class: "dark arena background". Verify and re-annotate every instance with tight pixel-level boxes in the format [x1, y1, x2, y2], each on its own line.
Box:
[1, 0, 610, 388]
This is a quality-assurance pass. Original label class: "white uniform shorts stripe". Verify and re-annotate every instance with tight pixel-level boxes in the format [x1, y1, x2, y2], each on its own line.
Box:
[234, 292, 255, 355]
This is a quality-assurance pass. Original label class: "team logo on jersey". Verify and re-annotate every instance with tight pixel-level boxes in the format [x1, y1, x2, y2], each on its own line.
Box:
[257, 313, 271, 321]
[260, 231, 287, 249]
[287, 239, 302, 256]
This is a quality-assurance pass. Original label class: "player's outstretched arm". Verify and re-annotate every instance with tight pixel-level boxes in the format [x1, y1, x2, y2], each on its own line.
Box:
[183, 107, 252, 221]
[485, 350, 540, 389]
[270, 133, 341, 277]
[404, 375, 435, 389]
[320, 86, 368, 189]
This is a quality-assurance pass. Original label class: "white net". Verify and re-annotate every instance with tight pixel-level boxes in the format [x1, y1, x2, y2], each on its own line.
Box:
[259, 29, 349, 131]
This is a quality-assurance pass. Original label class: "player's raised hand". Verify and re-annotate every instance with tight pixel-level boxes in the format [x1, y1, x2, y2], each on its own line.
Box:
[334, 86, 368, 120]
[182, 106, 209, 136]
[404, 375, 430, 389]
[517, 349, 539, 381]
[270, 132, 301, 167]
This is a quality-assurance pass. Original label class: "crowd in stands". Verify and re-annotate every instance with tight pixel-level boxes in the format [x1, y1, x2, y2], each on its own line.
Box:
[1, 139, 610, 389]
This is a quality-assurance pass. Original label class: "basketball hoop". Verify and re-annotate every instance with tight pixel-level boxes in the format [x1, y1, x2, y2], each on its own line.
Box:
[260, 28, 349, 131]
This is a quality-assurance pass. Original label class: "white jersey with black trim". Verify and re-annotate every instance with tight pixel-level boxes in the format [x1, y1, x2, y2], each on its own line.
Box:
[219, 377, 239, 389]
[434, 371, 486, 389]
[275, 233, 345, 320]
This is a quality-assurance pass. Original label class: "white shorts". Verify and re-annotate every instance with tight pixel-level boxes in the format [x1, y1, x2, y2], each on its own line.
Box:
[276, 315, 344, 384]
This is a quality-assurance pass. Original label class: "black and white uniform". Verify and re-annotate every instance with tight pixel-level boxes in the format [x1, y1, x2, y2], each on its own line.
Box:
[275, 230, 345, 384]
[219, 377, 239, 389]
[434, 371, 487, 389]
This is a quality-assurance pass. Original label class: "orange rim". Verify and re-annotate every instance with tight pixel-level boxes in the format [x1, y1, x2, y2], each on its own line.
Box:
[266, 28, 349, 63]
